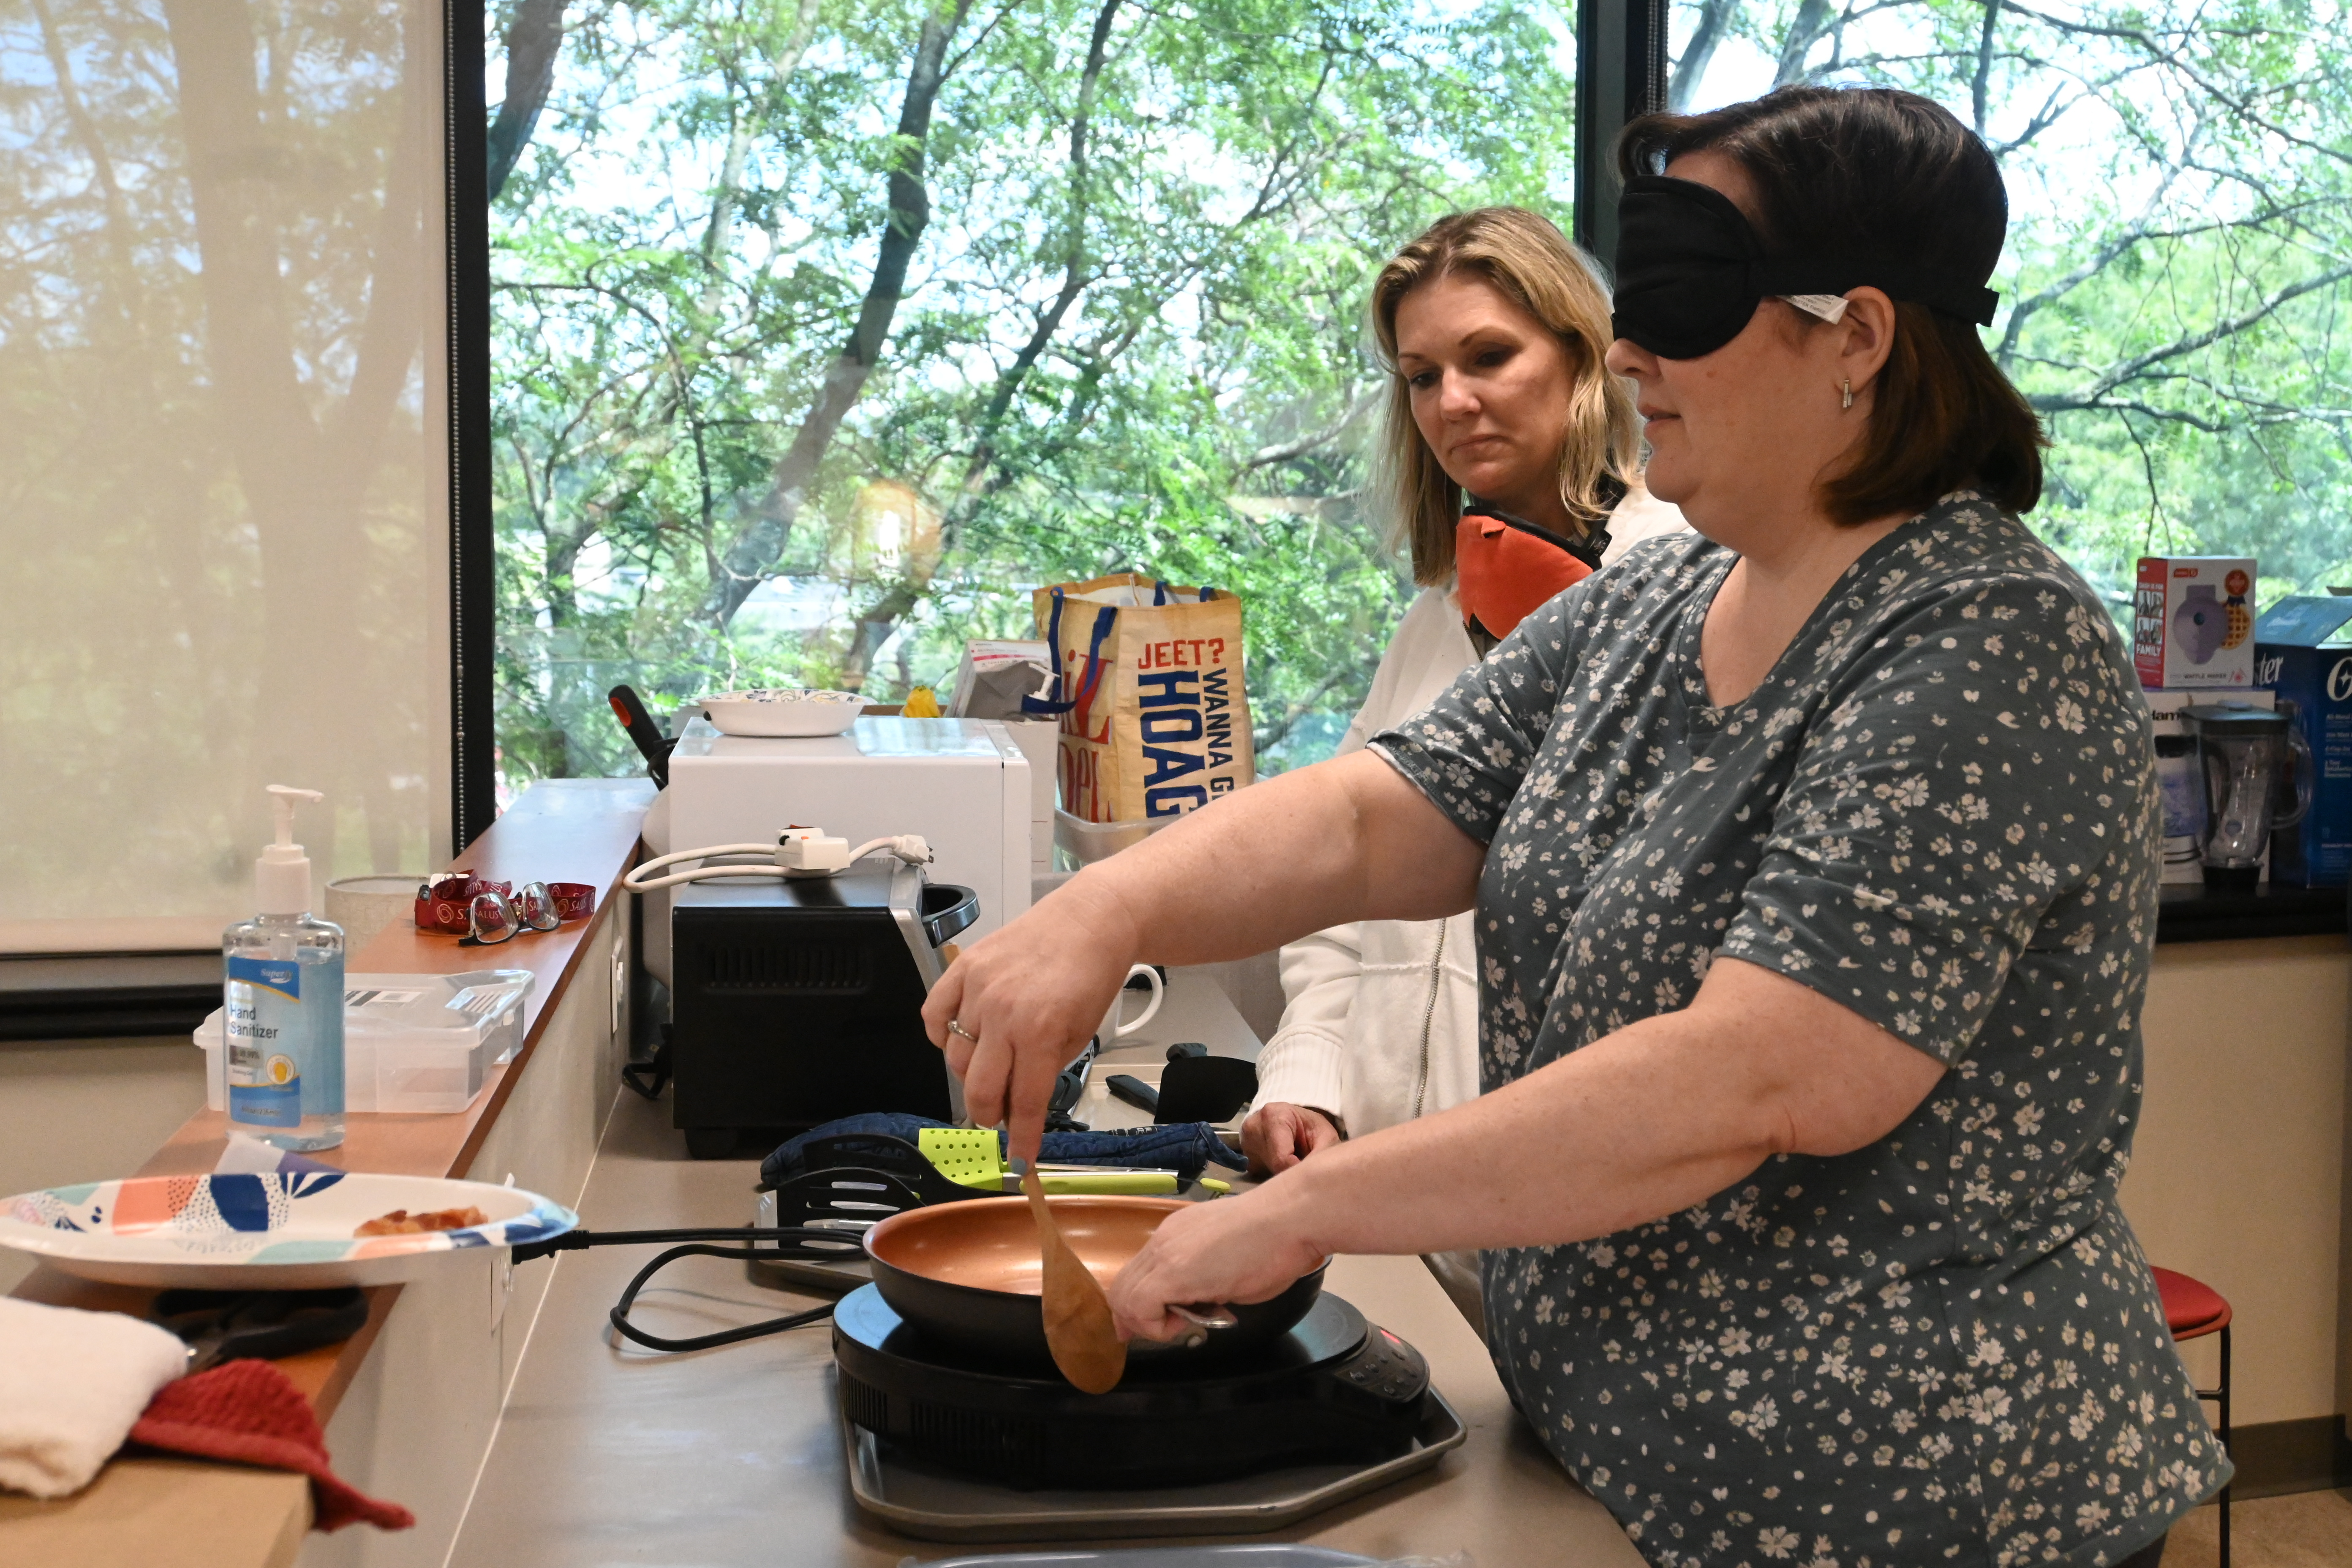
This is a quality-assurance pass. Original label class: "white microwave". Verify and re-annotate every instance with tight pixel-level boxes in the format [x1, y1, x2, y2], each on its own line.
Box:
[640, 716, 1034, 987]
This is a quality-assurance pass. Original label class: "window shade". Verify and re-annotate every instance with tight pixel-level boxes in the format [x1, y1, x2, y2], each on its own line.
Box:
[0, 0, 451, 950]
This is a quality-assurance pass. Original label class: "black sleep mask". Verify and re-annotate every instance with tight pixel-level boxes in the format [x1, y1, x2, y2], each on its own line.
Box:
[1610, 175, 2001, 360]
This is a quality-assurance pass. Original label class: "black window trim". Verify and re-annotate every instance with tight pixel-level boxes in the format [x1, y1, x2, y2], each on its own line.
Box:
[1575, 0, 1671, 268]
[449, 0, 498, 853]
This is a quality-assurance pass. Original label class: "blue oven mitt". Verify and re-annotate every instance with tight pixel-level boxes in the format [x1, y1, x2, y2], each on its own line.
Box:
[762, 1112, 1246, 1190]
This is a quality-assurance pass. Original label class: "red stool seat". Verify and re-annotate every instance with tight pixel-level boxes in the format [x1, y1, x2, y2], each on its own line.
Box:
[2153, 1266, 2232, 1340]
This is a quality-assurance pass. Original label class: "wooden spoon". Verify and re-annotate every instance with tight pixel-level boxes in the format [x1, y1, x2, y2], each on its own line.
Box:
[1021, 1164, 1127, 1394]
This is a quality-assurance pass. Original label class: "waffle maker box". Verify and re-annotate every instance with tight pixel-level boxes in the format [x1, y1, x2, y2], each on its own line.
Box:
[2134, 555, 2256, 689]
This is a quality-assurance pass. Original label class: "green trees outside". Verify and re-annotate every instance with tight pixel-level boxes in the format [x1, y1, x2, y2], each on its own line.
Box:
[1674, 0, 2352, 637]
[488, 0, 2350, 791]
[489, 0, 1579, 784]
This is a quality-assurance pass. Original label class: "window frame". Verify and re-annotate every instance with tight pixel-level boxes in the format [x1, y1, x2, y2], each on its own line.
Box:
[450, 0, 497, 852]
[1574, 0, 1671, 266]
[448, 0, 2338, 947]
[446, 0, 1663, 851]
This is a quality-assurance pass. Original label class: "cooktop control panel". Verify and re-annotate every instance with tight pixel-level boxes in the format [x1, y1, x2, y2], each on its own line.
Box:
[1332, 1324, 1429, 1406]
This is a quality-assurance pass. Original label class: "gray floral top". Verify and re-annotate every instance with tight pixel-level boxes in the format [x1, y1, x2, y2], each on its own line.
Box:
[1372, 494, 2225, 1567]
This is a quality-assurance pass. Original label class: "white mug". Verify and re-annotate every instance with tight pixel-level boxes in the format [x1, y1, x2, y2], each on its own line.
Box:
[1098, 965, 1165, 1045]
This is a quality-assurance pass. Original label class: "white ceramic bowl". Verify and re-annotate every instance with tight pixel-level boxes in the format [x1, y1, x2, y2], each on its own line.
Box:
[698, 687, 867, 738]
[0, 1172, 577, 1289]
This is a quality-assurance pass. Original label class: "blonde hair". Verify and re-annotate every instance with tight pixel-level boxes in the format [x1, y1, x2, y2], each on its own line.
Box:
[1368, 207, 1641, 587]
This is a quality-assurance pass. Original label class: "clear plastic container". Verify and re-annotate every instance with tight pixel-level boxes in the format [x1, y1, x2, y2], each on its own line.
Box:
[196, 970, 532, 1115]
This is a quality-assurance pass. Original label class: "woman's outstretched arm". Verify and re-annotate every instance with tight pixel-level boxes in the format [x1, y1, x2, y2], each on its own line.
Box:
[922, 749, 1485, 1160]
[1106, 955, 1947, 1341]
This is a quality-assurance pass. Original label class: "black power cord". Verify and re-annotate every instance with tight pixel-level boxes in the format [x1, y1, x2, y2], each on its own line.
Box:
[513, 1225, 850, 1354]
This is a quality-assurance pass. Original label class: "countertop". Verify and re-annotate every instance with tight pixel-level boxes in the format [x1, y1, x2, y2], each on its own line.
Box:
[446, 1078, 1648, 1566]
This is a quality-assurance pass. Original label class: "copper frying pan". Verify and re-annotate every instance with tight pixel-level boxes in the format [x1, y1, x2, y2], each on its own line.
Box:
[860, 1195, 1326, 1367]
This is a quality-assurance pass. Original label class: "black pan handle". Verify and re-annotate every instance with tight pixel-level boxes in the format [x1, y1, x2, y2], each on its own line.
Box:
[1105, 1073, 1160, 1116]
[606, 684, 676, 788]
[509, 1224, 847, 1265]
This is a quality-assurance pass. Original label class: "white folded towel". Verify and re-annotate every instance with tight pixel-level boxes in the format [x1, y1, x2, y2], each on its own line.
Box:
[0, 1296, 188, 1499]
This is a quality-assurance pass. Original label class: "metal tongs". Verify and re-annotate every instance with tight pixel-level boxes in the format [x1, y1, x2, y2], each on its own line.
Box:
[153, 1287, 371, 1372]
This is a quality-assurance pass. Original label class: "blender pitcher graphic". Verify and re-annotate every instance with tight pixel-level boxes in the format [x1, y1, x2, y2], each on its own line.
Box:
[2184, 704, 2313, 888]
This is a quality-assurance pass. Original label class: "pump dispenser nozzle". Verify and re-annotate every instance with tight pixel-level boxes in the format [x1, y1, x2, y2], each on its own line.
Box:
[257, 785, 324, 914]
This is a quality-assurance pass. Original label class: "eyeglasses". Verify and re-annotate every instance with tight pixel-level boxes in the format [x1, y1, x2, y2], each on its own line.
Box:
[458, 882, 562, 947]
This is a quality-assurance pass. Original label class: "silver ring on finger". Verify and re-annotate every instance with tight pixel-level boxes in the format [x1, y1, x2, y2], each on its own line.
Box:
[948, 1018, 979, 1045]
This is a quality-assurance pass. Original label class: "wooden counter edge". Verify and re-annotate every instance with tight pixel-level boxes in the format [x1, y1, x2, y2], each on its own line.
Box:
[0, 1456, 313, 1568]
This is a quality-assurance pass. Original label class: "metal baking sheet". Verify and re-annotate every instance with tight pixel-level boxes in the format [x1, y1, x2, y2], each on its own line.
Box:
[746, 1250, 872, 1293]
[843, 1388, 1465, 1544]
[748, 1187, 875, 1293]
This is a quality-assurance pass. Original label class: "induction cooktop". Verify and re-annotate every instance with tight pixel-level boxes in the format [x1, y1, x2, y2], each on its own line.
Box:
[832, 1283, 1466, 1541]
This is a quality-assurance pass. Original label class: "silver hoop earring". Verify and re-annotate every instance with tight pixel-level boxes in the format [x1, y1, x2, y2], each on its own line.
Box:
[1840, 378, 1854, 410]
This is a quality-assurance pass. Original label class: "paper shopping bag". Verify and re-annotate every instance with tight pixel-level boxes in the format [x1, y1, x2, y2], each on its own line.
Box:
[1028, 573, 1254, 823]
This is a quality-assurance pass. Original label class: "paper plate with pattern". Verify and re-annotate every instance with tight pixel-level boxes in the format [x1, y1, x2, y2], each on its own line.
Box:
[0, 1172, 577, 1288]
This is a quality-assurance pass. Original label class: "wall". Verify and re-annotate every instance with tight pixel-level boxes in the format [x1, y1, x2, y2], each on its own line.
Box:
[0, 1037, 207, 1294]
[2120, 934, 2349, 1432]
[303, 904, 632, 1568]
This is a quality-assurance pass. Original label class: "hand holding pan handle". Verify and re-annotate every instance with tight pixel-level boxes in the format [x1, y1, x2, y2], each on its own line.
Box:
[1165, 1301, 1241, 1348]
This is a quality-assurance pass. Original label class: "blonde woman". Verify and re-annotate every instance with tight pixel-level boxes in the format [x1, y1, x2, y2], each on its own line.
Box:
[1244, 207, 1685, 1322]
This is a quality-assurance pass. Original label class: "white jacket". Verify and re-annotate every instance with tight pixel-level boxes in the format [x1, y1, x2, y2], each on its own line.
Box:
[1255, 487, 1690, 1134]
[1254, 582, 1483, 1138]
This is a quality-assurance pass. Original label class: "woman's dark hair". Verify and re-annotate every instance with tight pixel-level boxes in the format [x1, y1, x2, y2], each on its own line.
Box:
[1617, 87, 2047, 522]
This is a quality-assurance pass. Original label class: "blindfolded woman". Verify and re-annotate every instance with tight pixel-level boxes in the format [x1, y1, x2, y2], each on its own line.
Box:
[1247, 208, 1683, 1324]
[928, 86, 2222, 1566]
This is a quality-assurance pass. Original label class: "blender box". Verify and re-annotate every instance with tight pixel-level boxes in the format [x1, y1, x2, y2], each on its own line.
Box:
[2134, 556, 2256, 689]
[2254, 595, 2352, 885]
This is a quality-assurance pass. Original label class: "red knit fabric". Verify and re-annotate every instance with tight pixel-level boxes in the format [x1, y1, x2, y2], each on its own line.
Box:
[129, 1359, 414, 1532]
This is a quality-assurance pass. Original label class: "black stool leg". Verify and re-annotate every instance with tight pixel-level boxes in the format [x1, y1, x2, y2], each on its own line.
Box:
[2216, 1323, 2231, 1568]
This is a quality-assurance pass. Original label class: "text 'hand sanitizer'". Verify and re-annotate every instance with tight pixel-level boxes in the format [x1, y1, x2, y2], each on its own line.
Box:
[223, 785, 346, 1150]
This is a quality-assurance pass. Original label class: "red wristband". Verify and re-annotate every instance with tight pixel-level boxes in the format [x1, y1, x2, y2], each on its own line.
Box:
[415, 872, 510, 934]
[414, 874, 594, 933]
[546, 883, 596, 923]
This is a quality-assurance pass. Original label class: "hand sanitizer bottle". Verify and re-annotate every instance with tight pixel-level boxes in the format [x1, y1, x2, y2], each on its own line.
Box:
[223, 786, 346, 1151]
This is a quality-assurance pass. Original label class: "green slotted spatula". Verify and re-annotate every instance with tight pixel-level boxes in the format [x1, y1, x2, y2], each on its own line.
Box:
[914, 1127, 1180, 1194]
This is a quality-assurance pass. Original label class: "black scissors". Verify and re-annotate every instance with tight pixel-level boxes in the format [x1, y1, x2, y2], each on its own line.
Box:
[152, 1288, 370, 1372]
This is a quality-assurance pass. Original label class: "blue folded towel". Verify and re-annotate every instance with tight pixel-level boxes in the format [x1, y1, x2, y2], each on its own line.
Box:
[761, 1112, 1247, 1190]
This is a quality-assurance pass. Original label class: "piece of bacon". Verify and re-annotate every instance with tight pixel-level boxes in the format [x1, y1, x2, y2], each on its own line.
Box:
[353, 1205, 488, 1238]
